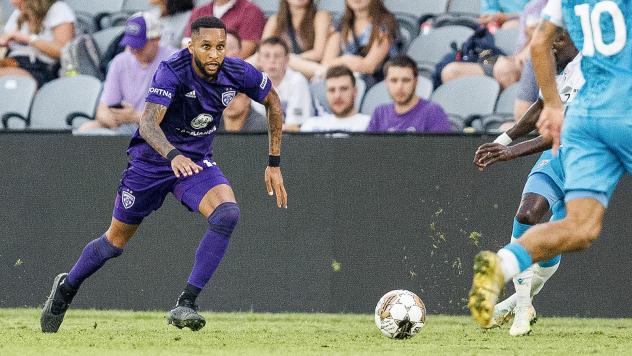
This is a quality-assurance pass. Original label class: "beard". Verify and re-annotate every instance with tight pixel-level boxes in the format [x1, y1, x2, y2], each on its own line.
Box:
[396, 90, 417, 106]
[332, 102, 355, 117]
[194, 55, 220, 80]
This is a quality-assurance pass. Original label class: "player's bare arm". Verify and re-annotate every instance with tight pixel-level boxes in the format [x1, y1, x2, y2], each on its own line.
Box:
[476, 136, 552, 169]
[139, 102, 202, 178]
[262, 88, 288, 209]
[531, 20, 564, 152]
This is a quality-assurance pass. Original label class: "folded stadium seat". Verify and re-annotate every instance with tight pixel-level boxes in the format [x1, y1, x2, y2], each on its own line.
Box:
[91, 26, 125, 70]
[252, 0, 279, 17]
[29, 76, 103, 130]
[1, 0, 13, 25]
[0, 76, 37, 130]
[430, 75, 500, 132]
[394, 14, 420, 52]
[447, 0, 482, 17]
[318, 0, 345, 17]
[65, 0, 125, 31]
[384, 0, 448, 18]
[476, 81, 519, 132]
[122, 0, 155, 12]
[493, 27, 520, 56]
[406, 25, 474, 75]
[360, 76, 433, 115]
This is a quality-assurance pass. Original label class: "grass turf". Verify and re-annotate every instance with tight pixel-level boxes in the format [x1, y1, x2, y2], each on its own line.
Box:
[2, 308, 632, 355]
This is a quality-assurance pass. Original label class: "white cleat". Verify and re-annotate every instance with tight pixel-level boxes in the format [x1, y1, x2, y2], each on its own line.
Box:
[488, 295, 517, 328]
[509, 305, 537, 336]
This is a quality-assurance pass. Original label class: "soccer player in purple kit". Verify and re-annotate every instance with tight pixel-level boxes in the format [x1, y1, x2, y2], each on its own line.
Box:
[40, 16, 288, 333]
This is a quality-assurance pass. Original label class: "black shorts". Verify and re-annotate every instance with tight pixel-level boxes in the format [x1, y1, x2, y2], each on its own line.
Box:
[12, 56, 59, 87]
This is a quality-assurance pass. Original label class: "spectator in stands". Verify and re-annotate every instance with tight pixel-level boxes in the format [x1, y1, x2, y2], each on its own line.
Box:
[78, 12, 176, 135]
[182, 0, 266, 58]
[301, 65, 369, 132]
[255, 36, 312, 131]
[367, 56, 451, 133]
[149, 0, 194, 49]
[219, 88, 267, 133]
[259, 0, 332, 78]
[0, 0, 76, 87]
[225, 30, 240, 57]
[479, 0, 529, 29]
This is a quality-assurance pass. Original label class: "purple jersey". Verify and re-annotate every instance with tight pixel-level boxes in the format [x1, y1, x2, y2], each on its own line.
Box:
[127, 49, 272, 163]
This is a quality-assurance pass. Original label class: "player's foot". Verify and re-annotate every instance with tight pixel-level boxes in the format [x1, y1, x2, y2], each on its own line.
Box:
[509, 305, 537, 336]
[167, 300, 206, 331]
[468, 251, 505, 328]
[41, 273, 75, 333]
[488, 294, 517, 328]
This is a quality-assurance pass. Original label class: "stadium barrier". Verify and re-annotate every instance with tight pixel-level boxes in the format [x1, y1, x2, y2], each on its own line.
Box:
[1, 133, 631, 317]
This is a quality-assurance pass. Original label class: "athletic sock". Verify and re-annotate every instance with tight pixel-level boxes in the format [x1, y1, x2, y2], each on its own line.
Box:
[531, 261, 560, 296]
[66, 234, 123, 289]
[513, 268, 534, 308]
[498, 243, 532, 283]
[178, 283, 202, 306]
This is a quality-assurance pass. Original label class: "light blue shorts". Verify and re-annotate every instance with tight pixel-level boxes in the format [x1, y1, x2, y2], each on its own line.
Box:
[562, 115, 632, 207]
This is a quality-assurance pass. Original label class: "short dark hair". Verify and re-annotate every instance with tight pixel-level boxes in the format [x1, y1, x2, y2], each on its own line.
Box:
[325, 65, 355, 87]
[384, 55, 418, 78]
[259, 36, 290, 56]
[191, 16, 226, 36]
[165, 0, 194, 16]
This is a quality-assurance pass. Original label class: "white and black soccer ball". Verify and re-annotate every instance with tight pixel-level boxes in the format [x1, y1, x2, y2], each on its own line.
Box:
[374, 289, 426, 339]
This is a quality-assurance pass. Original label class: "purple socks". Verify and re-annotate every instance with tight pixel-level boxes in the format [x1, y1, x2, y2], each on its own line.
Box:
[66, 234, 123, 289]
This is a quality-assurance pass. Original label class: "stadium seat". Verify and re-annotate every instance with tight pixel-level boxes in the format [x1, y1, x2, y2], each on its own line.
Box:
[122, 0, 155, 12]
[395, 14, 420, 52]
[252, 0, 279, 17]
[406, 26, 474, 73]
[494, 27, 520, 55]
[481, 115, 514, 133]
[494, 82, 519, 116]
[360, 76, 433, 115]
[384, 0, 448, 18]
[65, 0, 125, 16]
[448, 0, 482, 16]
[92, 26, 125, 58]
[0, 76, 37, 130]
[318, 0, 345, 15]
[29, 76, 102, 130]
[430, 75, 500, 128]
[1, 0, 14, 25]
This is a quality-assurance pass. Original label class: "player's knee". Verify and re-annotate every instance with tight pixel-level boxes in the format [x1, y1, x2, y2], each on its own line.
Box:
[514, 210, 540, 226]
[208, 202, 240, 236]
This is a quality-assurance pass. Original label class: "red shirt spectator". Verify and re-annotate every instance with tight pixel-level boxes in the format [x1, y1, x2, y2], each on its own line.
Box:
[183, 0, 265, 58]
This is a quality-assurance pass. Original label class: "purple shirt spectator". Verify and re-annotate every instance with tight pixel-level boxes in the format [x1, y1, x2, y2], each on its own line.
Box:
[101, 45, 177, 113]
[367, 99, 452, 133]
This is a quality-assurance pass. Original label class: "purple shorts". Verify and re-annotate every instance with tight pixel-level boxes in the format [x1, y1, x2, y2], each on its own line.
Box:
[112, 157, 229, 225]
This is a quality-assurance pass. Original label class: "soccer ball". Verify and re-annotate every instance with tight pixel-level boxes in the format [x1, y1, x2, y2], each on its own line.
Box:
[374, 290, 426, 339]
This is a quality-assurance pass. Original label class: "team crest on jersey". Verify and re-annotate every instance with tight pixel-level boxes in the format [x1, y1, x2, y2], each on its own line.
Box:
[222, 90, 236, 106]
[121, 189, 135, 209]
[537, 159, 550, 169]
[191, 113, 214, 129]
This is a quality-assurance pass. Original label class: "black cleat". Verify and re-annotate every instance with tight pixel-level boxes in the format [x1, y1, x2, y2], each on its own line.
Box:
[41, 273, 75, 333]
[167, 300, 206, 331]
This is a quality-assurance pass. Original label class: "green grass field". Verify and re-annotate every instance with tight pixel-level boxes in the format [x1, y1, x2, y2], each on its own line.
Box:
[2, 309, 632, 355]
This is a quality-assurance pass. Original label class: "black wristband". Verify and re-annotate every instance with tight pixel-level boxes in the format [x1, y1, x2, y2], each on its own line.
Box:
[268, 155, 280, 167]
[166, 148, 182, 161]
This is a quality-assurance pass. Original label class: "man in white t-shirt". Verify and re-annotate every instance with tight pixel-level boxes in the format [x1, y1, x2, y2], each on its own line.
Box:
[301, 65, 370, 133]
[255, 36, 313, 131]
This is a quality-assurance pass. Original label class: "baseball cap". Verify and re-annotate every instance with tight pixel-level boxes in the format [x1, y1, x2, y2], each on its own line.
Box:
[119, 12, 161, 49]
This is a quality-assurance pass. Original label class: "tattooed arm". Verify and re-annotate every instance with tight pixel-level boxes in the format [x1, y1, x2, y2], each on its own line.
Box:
[261, 88, 287, 208]
[262, 88, 283, 156]
[139, 102, 202, 177]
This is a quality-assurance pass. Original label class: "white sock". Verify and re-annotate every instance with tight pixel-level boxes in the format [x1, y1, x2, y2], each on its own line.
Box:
[513, 268, 534, 308]
[531, 262, 560, 297]
[497, 248, 520, 283]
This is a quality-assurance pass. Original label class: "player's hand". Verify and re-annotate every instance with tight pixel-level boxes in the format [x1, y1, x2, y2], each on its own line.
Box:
[536, 106, 564, 155]
[264, 166, 287, 209]
[474, 143, 513, 170]
[171, 155, 203, 178]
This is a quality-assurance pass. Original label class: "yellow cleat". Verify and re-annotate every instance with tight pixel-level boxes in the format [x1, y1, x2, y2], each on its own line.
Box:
[468, 251, 505, 328]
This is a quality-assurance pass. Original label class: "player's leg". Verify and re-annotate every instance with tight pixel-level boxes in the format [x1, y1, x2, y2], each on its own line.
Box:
[40, 218, 139, 333]
[168, 162, 236, 330]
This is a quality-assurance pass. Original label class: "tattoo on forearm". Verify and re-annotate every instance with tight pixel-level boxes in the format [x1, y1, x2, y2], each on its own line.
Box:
[139, 102, 174, 158]
[265, 91, 283, 156]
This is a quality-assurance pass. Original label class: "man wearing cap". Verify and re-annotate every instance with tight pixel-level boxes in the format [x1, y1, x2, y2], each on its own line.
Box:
[78, 12, 177, 135]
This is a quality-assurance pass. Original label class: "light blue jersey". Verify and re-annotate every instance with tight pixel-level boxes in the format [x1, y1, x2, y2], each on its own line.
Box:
[543, 0, 632, 118]
[542, 0, 632, 207]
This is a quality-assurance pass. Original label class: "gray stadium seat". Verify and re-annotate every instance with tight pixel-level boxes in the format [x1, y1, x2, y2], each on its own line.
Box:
[0, 76, 37, 130]
[252, 0, 279, 16]
[1, 0, 14, 25]
[430, 75, 500, 127]
[29, 76, 102, 130]
[65, 0, 125, 16]
[92, 26, 125, 56]
[406, 26, 474, 72]
[318, 0, 345, 15]
[494, 82, 519, 116]
[122, 0, 155, 12]
[384, 0, 448, 18]
[395, 14, 420, 52]
[360, 76, 433, 115]
[494, 27, 520, 55]
[448, 0, 481, 16]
